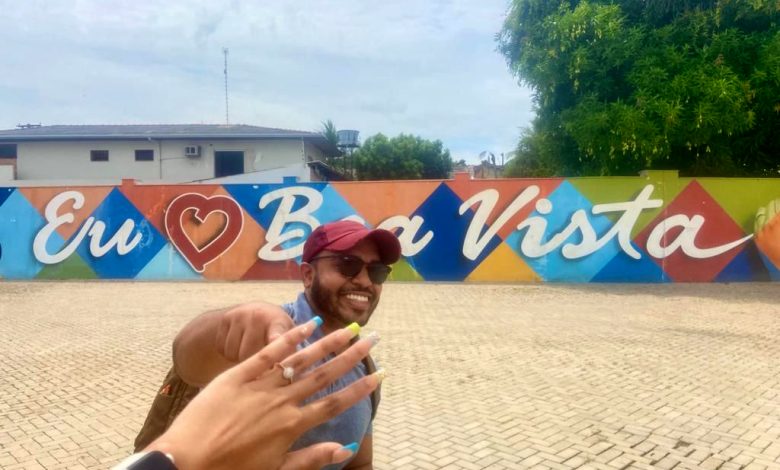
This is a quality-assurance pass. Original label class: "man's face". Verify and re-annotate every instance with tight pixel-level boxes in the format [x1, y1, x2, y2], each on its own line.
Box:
[303, 239, 384, 328]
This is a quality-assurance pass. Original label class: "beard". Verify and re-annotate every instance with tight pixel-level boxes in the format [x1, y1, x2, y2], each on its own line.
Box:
[309, 272, 378, 327]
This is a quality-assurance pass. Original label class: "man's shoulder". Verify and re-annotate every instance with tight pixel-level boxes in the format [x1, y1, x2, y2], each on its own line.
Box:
[281, 292, 312, 323]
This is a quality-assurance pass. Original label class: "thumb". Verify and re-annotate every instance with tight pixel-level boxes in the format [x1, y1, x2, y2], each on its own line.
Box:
[279, 443, 357, 470]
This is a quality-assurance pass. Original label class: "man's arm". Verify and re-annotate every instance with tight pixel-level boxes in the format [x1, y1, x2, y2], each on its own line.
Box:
[173, 302, 294, 387]
[344, 435, 373, 470]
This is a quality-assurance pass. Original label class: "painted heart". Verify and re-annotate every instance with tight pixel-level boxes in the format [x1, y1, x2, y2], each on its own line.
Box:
[164, 193, 244, 272]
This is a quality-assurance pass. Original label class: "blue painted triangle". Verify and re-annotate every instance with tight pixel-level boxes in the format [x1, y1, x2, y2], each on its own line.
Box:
[0, 187, 14, 209]
[409, 183, 500, 281]
[136, 243, 202, 280]
[715, 242, 770, 282]
[0, 189, 65, 279]
[591, 243, 670, 283]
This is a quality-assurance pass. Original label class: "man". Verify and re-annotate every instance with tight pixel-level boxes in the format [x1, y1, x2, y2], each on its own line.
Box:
[134, 220, 401, 470]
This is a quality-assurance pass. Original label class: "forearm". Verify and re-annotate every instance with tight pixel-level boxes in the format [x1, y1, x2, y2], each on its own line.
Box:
[173, 308, 235, 388]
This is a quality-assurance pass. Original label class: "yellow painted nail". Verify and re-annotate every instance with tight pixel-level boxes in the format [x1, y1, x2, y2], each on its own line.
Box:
[346, 322, 361, 337]
[373, 368, 387, 384]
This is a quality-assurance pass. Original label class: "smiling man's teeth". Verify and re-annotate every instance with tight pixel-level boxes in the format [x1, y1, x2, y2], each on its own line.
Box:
[346, 293, 369, 302]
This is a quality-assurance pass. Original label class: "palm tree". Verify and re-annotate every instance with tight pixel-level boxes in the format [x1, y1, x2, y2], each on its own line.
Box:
[321, 119, 339, 147]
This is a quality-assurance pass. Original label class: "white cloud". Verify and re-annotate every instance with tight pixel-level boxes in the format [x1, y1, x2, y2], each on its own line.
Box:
[0, 0, 533, 163]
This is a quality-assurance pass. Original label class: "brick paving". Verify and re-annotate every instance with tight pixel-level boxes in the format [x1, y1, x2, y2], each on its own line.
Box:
[1, 281, 779, 469]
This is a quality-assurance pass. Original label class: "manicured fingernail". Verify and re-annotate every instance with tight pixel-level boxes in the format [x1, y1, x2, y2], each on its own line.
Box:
[346, 322, 361, 337]
[373, 368, 386, 384]
[333, 442, 359, 463]
[365, 331, 380, 346]
[312, 316, 323, 328]
[343, 442, 359, 453]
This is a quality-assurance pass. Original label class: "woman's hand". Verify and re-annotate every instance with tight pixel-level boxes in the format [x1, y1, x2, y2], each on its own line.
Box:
[147, 319, 382, 470]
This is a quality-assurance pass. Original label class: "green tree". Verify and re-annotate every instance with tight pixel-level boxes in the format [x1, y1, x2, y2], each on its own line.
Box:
[499, 0, 780, 177]
[352, 133, 453, 180]
[320, 119, 339, 148]
[319, 119, 342, 166]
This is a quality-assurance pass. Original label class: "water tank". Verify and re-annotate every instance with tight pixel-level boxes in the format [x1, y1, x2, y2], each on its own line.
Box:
[337, 129, 360, 148]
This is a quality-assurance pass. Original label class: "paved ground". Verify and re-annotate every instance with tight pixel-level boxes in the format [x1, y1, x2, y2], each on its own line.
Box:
[0, 282, 779, 470]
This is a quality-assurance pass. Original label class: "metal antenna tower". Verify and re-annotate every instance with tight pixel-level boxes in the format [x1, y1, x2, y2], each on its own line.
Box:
[223, 47, 230, 125]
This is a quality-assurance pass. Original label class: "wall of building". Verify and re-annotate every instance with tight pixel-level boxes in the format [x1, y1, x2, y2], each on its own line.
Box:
[17, 141, 161, 180]
[1, 171, 779, 282]
[0, 166, 14, 181]
[15, 139, 309, 182]
[303, 140, 325, 162]
[203, 163, 312, 184]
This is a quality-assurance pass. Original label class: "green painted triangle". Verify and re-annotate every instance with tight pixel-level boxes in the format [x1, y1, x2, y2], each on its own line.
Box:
[388, 257, 423, 282]
[36, 254, 97, 280]
[569, 171, 689, 238]
[698, 178, 780, 235]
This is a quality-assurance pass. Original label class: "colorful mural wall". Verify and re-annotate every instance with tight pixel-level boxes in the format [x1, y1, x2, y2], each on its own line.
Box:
[1, 172, 780, 282]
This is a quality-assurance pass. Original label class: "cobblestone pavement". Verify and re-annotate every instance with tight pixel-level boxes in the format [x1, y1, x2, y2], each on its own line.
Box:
[1, 282, 779, 469]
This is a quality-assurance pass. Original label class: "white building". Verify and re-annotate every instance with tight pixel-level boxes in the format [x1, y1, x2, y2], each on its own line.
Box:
[0, 124, 344, 184]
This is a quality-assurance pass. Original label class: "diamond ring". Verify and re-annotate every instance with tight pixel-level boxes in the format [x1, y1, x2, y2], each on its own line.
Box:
[275, 363, 294, 384]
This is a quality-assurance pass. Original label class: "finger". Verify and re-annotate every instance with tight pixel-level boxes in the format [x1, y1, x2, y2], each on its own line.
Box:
[237, 329, 265, 362]
[231, 319, 320, 384]
[266, 315, 295, 343]
[289, 335, 376, 400]
[279, 443, 357, 470]
[223, 322, 244, 362]
[299, 372, 381, 430]
[214, 316, 229, 358]
[278, 325, 366, 381]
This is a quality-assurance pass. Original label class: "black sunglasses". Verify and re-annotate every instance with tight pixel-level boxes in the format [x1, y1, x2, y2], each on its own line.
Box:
[311, 254, 392, 284]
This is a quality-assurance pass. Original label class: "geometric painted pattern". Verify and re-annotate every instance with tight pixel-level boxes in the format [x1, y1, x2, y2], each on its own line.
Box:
[0, 175, 778, 281]
[633, 181, 751, 282]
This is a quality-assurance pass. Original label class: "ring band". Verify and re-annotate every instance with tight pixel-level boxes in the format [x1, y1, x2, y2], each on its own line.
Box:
[275, 363, 294, 384]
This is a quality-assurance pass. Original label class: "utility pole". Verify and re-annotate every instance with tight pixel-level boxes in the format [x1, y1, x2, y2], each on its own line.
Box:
[223, 47, 229, 125]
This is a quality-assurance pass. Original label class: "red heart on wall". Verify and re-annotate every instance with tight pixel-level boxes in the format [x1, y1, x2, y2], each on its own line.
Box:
[164, 193, 244, 272]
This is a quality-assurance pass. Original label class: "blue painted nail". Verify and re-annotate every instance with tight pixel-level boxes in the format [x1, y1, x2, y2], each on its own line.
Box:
[312, 316, 323, 328]
[342, 442, 359, 454]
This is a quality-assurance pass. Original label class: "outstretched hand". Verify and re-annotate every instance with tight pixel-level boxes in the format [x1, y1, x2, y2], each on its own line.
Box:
[214, 302, 295, 362]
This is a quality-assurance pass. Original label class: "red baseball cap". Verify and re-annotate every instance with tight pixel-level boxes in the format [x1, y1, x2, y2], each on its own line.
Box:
[302, 220, 402, 265]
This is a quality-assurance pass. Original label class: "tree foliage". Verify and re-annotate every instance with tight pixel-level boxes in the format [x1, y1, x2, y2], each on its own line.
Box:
[352, 133, 453, 180]
[319, 119, 341, 162]
[320, 119, 339, 147]
[499, 0, 780, 177]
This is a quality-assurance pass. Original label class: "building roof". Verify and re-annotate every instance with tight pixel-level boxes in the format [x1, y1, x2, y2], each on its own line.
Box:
[0, 124, 313, 139]
[0, 124, 339, 153]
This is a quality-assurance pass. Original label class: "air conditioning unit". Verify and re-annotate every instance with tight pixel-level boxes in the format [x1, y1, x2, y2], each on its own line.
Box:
[184, 145, 201, 157]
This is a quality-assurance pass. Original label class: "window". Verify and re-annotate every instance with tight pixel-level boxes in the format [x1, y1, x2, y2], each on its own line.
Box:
[214, 151, 245, 178]
[0, 144, 16, 159]
[135, 149, 154, 161]
[90, 150, 109, 162]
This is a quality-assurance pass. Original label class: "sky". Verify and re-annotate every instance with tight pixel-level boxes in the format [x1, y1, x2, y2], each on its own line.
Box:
[0, 0, 535, 164]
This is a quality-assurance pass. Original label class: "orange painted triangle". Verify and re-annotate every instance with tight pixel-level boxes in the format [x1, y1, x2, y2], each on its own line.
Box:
[241, 260, 302, 281]
[201, 186, 267, 281]
[446, 176, 564, 240]
[119, 182, 223, 235]
[330, 181, 441, 226]
[466, 242, 541, 282]
[18, 186, 114, 240]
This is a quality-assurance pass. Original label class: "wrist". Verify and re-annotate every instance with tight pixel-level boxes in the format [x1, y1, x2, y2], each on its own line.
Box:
[146, 437, 218, 470]
[145, 440, 189, 470]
